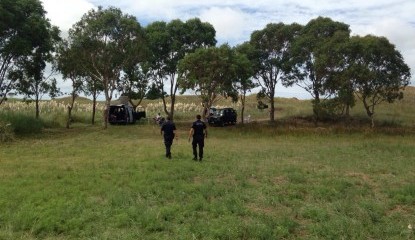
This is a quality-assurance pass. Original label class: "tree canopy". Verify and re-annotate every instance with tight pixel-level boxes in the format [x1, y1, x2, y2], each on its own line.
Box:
[343, 35, 411, 127]
[178, 44, 241, 117]
[145, 18, 216, 120]
[69, 6, 148, 128]
[0, 0, 57, 105]
[284, 17, 351, 120]
[250, 22, 302, 122]
[1, 2, 412, 128]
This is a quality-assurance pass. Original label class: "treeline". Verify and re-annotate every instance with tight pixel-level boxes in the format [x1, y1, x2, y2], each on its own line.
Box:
[0, 0, 411, 128]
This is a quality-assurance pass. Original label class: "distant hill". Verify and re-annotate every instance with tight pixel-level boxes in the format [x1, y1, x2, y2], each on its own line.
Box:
[55, 96, 92, 104]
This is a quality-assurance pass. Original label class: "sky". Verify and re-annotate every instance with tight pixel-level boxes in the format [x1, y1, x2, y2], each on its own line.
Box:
[40, 0, 415, 99]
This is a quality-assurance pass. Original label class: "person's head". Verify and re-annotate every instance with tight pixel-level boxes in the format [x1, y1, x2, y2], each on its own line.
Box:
[196, 114, 201, 120]
[166, 116, 171, 121]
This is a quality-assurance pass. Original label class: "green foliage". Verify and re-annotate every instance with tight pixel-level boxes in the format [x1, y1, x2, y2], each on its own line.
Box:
[344, 35, 411, 127]
[285, 17, 351, 119]
[144, 18, 216, 119]
[0, 119, 14, 142]
[178, 44, 242, 114]
[145, 83, 166, 100]
[0, 0, 57, 104]
[250, 22, 303, 122]
[0, 112, 43, 135]
[312, 98, 347, 120]
[69, 6, 147, 128]
[12, 16, 61, 114]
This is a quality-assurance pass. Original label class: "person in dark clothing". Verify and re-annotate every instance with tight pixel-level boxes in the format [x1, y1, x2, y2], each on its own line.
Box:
[188, 114, 207, 161]
[161, 116, 177, 159]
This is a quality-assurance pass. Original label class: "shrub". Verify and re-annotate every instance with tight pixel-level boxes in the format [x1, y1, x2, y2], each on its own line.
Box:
[0, 120, 15, 142]
[0, 112, 43, 135]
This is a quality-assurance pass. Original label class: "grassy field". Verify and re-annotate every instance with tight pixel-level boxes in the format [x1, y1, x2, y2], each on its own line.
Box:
[1, 88, 415, 239]
[0, 123, 414, 239]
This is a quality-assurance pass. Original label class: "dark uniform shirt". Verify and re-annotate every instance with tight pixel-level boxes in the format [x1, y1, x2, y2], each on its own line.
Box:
[192, 120, 206, 137]
[161, 120, 176, 138]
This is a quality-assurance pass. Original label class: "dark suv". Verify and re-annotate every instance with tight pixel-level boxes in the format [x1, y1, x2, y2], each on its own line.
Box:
[208, 107, 237, 126]
[108, 104, 146, 124]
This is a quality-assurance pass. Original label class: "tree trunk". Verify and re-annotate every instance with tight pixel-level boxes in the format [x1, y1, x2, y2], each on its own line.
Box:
[269, 97, 275, 122]
[202, 105, 208, 122]
[312, 95, 320, 117]
[161, 95, 170, 118]
[345, 104, 350, 117]
[0, 95, 6, 105]
[240, 94, 246, 124]
[35, 97, 40, 119]
[91, 93, 97, 125]
[67, 93, 76, 129]
[344, 104, 351, 125]
[170, 95, 176, 120]
[362, 98, 375, 128]
[312, 91, 320, 126]
[66, 106, 72, 129]
[103, 99, 110, 129]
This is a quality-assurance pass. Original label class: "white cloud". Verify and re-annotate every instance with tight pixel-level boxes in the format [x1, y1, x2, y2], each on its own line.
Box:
[41, 0, 95, 32]
[199, 7, 251, 44]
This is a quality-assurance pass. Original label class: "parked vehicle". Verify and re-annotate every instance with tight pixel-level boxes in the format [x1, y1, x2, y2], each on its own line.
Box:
[208, 107, 237, 126]
[108, 104, 146, 124]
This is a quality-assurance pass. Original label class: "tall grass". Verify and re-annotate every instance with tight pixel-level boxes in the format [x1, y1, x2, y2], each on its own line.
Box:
[0, 120, 14, 142]
[2, 86, 415, 133]
[0, 99, 105, 131]
[0, 111, 43, 135]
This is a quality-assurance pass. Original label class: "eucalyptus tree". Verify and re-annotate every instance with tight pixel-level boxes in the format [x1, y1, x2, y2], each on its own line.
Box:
[323, 39, 356, 118]
[83, 76, 103, 125]
[178, 44, 240, 118]
[14, 49, 61, 119]
[344, 35, 411, 127]
[250, 22, 302, 122]
[69, 6, 147, 128]
[145, 18, 216, 120]
[118, 63, 149, 109]
[234, 42, 256, 124]
[56, 38, 103, 125]
[55, 39, 86, 128]
[11, 18, 61, 119]
[0, 0, 57, 105]
[283, 17, 350, 120]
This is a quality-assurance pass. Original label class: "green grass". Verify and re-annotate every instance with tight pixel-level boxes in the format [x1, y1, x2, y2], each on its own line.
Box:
[0, 87, 414, 239]
[0, 112, 44, 135]
[1, 124, 414, 239]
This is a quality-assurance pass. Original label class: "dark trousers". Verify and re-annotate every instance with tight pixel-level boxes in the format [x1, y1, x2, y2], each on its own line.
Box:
[164, 136, 174, 157]
[192, 136, 204, 159]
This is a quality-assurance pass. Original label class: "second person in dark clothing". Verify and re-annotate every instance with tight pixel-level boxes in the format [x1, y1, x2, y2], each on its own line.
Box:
[161, 116, 177, 159]
[188, 114, 207, 161]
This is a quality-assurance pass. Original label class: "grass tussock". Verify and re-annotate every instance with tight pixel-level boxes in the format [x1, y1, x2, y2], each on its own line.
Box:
[0, 120, 15, 142]
[0, 112, 43, 136]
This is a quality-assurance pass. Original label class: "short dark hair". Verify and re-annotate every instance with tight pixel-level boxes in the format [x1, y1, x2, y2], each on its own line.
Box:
[166, 116, 171, 121]
[196, 114, 201, 120]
